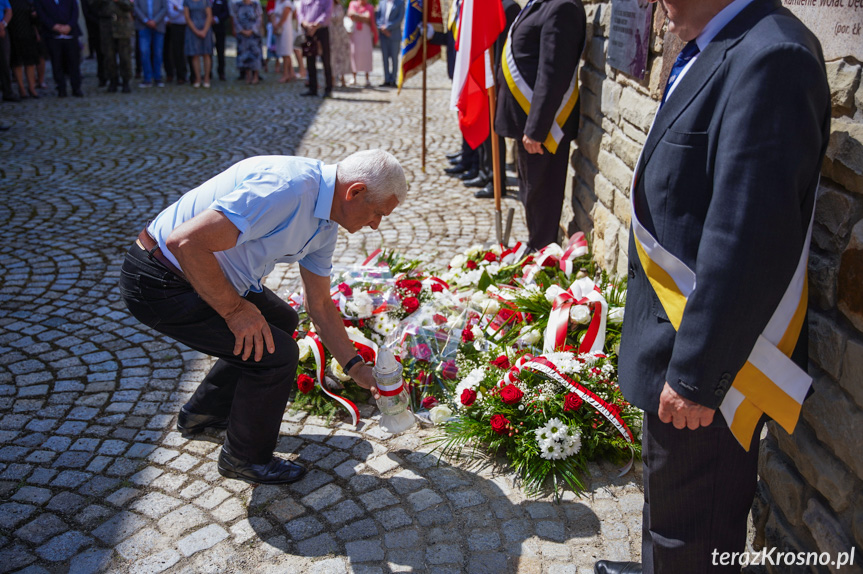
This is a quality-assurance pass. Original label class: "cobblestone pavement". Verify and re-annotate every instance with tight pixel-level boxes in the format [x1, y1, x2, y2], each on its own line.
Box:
[0, 53, 643, 574]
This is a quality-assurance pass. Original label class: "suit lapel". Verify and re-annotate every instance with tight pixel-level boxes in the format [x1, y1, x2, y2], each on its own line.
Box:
[636, 0, 781, 175]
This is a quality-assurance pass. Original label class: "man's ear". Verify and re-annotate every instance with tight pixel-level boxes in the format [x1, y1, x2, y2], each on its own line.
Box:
[346, 182, 366, 201]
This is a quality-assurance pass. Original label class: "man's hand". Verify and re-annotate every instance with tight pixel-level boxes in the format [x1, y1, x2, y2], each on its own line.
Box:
[522, 134, 544, 154]
[349, 363, 380, 400]
[380, 28, 389, 37]
[223, 298, 275, 361]
[658, 382, 715, 430]
[147, 19, 157, 28]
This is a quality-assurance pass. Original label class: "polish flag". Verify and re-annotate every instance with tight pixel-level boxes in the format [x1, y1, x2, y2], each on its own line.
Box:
[449, 0, 506, 149]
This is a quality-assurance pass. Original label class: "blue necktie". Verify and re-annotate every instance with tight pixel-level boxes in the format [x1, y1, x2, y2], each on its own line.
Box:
[661, 40, 699, 107]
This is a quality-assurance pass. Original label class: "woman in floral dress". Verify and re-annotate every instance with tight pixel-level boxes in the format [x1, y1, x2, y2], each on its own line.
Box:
[234, 0, 263, 84]
[328, 0, 350, 88]
[347, 0, 376, 87]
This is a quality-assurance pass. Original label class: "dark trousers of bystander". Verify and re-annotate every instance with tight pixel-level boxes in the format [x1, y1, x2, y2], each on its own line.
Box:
[164, 23, 186, 82]
[119, 243, 300, 464]
[305, 25, 332, 95]
[515, 137, 570, 250]
[0, 34, 14, 99]
[212, 18, 226, 79]
[46, 37, 82, 95]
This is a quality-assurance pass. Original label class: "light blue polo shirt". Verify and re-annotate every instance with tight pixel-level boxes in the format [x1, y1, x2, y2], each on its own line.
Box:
[148, 156, 339, 295]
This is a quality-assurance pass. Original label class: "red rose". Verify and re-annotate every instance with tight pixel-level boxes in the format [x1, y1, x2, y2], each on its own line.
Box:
[490, 355, 511, 371]
[402, 297, 420, 314]
[410, 344, 432, 361]
[357, 346, 375, 364]
[466, 260, 478, 270]
[421, 396, 438, 409]
[461, 388, 477, 406]
[563, 393, 583, 412]
[337, 282, 353, 297]
[483, 252, 497, 262]
[343, 319, 353, 327]
[396, 279, 422, 295]
[433, 313, 448, 325]
[521, 256, 535, 268]
[297, 374, 315, 394]
[524, 313, 534, 323]
[490, 414, 509, 434]
[500, 384, 523, 405]
[441, 360, 458, 380]
[431, 283, 444, 292]
[461, 328, 474, 343]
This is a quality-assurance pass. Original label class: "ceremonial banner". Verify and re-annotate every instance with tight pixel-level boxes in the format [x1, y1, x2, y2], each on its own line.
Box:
[449, 0, 505, 149]
[397, 0, 444, 89]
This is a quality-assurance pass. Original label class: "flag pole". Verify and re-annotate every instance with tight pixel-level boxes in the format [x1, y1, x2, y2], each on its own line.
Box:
[421, 0, 429, 172]
[487, 48, 505, 245]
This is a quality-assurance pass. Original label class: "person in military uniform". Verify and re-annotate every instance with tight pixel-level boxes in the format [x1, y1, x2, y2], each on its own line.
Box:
[91, 0, 133, 92]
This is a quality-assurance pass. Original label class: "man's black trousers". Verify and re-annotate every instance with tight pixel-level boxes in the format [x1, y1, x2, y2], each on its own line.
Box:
[305, 26, 332, 95]
[515, 138, 571, 250]
[120, 244, 299, 464]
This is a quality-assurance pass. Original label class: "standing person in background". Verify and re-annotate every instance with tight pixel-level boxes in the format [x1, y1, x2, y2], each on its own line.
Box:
[346, 0, 373, 87]
[183, 0, 213, 87]
[210, 0, 229, 80]
[296, 0, 332, 97]
[81, 0, 106, 86]
[165, 0, 187, 84]
[271, 0, 294, 82]
[134, 0, 167, 87]
[7, 0, 40, 98]
[374, 0, 401, 88]
[327, 0, 348, 87]
[93, 0, 134, 93]
[291, 1, 305, 81]
[233, 0, 261, 84]
[35, 0, 84, 97]
[0, 0, 20, 103]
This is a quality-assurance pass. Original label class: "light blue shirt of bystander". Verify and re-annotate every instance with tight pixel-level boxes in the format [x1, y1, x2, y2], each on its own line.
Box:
[147, 156, 339, 296]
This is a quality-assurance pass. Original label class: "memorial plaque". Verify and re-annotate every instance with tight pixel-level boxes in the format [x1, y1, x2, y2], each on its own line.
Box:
[608, 0, 654, 79]
[783, 0, 863, 61]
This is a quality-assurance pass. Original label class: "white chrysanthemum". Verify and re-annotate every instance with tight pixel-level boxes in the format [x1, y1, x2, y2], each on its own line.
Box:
[450, 254, 467, 269]
[607, 306, 625, 325]
[569, 304, 591, 325]
[330, 357, 352, 382]
[539, 439, 566, 460]
[345, 326, 363, 338]
[370, 314, 397, 336]
[534, 427, 552, 442]
[429, 405, 453, 424]
[562, 429, 582, 456]
[296, 338, 312, 362]
[544, 417, 568, 440]
[545, 284, 566, 303]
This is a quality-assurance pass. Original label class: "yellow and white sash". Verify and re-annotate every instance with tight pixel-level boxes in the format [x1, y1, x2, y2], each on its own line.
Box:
[501, 13, 579, 155]
[630, 175, 814, 451]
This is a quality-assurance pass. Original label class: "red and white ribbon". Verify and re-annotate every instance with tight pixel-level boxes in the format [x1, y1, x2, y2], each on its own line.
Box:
[559, 232, 589, 277]
[496, 353, 534, 387]
[500, 242, 528, 265]
[376, 375, 404, 397]
[286, 291, 304, 310]
[303, 332, 360, 427]
[346, 329, 379, 364]
[422, 276, 451, 292]
[525, 356, 635, 445]
[542, 277, 608, 354]
[362, 248, 384, 266]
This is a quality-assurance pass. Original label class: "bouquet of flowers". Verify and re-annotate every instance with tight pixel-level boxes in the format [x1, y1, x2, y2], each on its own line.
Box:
[432, 349, 641, 498]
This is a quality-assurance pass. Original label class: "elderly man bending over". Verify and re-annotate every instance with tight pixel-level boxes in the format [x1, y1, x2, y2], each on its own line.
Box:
[120, 149, 406, 485]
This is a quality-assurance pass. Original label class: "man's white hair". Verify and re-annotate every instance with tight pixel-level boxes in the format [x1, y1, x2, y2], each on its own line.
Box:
[337, 149, 408, 204]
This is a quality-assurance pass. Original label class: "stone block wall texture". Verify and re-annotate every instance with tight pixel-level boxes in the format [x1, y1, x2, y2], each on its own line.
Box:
[568, 1, 863, 571]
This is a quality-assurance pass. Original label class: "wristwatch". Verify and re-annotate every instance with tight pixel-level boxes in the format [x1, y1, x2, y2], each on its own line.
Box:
[343, 355, 364, 373]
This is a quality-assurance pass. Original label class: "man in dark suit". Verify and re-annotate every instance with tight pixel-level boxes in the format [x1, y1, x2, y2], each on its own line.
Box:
[494, 0, 585, 250]
[34, 0, 84, 97]
[375, 0, 403, 87]
[594, 1, 831, 573]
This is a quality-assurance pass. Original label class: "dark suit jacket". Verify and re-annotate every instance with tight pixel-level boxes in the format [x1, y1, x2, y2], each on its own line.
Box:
[494, 0, 585, 147]
[374, 0, 403, 34]
[618, 0, 831, 414]
[35, 0, 81, 38]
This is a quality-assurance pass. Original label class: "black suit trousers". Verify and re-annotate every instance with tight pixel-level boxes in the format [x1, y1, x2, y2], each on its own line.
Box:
[212, 19, 227, 78]
[516, 138, 570, 249]
[641, 412, 761, 574]
[305, 26, 332, 95]
[120, 244, 299, 464]
[46, 37, 82, 94]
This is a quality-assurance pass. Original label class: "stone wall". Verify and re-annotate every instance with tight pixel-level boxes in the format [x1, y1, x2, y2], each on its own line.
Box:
[568, 1, 863, 571]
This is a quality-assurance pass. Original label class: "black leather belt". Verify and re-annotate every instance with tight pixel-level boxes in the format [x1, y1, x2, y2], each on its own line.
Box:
[136, 228, 188, 281]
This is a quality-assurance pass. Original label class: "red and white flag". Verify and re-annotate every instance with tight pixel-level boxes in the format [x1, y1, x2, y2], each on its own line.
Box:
[449, 0, 505, 149]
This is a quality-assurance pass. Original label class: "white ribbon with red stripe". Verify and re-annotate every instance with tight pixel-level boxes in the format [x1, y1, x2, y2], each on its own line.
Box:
[303, 332, 360, 427]
[346, 329, 379, 364]
[559, 232, 588, 277]
[422, 276, 451, 292]
[542, 277, 608, 354]
[362, 248, 384, 266]
[496, 353, 534, 387]
[376, 376, 405, 397]
[500, 242, 528, 265]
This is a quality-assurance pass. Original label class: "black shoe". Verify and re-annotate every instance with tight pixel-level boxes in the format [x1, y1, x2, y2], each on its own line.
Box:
[444, 163, 469, 175]
[107, 81, 118, 93]
[463, 174, 491, 188]
[322, 90, 332, 98]
[98, 79, 107, 87]
[3, 93, 20, 102]
[301, 90, 317, 97]
[177, 406, 229, 438]
[593, 561, 642, 574]
[72, 90, 84, 98]
[57, 90, 68, 98]
[474, 182, 500, 199]
[458, 168, 479, 181]
[447, 156, 463, 166]
[219, 74, 226, 81]
[218, 446, 308, 485]
[121, 81, 131, 94]
[445, 150, 462, 160]
[0, 125, 10, 131]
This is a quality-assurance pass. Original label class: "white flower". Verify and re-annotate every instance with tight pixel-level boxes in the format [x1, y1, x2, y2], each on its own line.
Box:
[607, 306, 625, 325]
[518, 326, 541, 346]
[457, 269, 483, 287]
[480, 299, 500, 316]
[612, 341, 621, 355]
[562, 429, 582, 456]
[330, 357, 352, 382]
[544, 417, 567, 440]
[545, 285, 566, 303]
[345, 326, 363, 338]
[296, 338, 312, 362]
[485, 263, 500, 275]
[449, 254, 467, 269]
[429, 405, 453, 424]
[534, 427, 551, 442]
[466, 244, 484, 258]
[539, 439, 564, 460]
[346, 290, 374, 318]
[470, 291, 487, 304]
[370, 314, 397, 336]
[470, 325, 483, 340]
[489, 244, 503, 255]
[569, 304, 592, 325]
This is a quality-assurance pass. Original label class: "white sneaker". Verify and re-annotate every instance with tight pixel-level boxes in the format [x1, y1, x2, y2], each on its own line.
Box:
[156, 81, 165, 87]
[139, 82, 153, 88]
